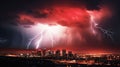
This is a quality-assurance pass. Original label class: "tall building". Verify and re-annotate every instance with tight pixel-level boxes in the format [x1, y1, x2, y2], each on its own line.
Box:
[45, 50, 54, 56]
[45, 50, 50, 56]
[55, 49, 60, 57]
[42, 49, 46, 57]
[62, 49, 67, 58]
[68, 51, 73, 58]
[37, 50, 41, 56]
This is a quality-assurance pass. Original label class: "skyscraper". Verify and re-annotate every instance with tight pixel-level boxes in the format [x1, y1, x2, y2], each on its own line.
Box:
[68, 51, 73, 58]
[55, 49, 60, 57]
[37, 50, 41, 56]
[62, 49, 67, 58]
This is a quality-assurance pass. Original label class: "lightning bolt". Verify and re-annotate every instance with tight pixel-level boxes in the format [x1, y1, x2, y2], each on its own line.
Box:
[27, 31, 43, 49]
[27, 24, 61, 49]
[97, 27, 113, 41]
[88, 11, 113, 41]
[35, 32, 43, 49]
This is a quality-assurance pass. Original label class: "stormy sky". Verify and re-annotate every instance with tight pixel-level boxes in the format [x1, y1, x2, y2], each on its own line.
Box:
[0, 0, 120, 53]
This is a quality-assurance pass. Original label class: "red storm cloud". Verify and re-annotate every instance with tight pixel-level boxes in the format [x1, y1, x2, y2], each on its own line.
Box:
[18, 6, 90, 28]
[18, 6, 111, 29]
[17, 5, 113, 50]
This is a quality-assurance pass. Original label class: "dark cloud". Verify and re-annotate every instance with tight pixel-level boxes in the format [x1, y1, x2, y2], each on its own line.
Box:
[17, 7, 91, 29]
[0, 0, 102, 24]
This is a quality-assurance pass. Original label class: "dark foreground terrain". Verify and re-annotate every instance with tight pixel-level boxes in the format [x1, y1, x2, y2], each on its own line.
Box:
[0, 56, 119, 67]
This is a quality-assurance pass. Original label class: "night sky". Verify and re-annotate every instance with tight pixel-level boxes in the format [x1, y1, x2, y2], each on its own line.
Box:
[0, 0, 120, 53]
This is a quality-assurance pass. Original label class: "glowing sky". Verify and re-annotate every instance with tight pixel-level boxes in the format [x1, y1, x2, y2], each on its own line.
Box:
[0, 0, 120, 53]
[17, 6, 112, 49]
